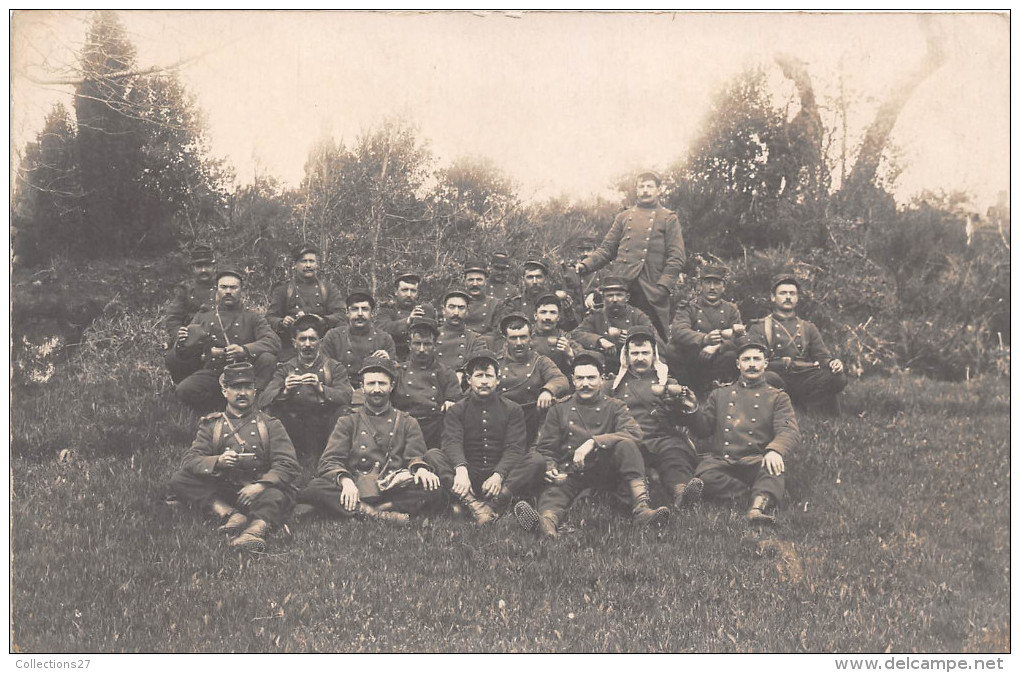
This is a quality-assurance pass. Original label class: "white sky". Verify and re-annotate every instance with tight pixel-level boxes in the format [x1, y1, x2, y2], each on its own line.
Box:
[10, 10, 1011, 210]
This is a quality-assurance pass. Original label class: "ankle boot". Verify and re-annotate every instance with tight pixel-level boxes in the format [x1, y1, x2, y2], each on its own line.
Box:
[673, 477, 704, 509]
[217, 511, 249, 535]
[229, 519, 269, 552]
[458, 490, 497, 526]
[747, 493, 777, 524]
[537, 513, 560, 539]
[358, 502, 411, 525]
[628, 479, 669, 526]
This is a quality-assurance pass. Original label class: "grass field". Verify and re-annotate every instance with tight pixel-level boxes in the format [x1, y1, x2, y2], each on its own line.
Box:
[10, 342, 1010, 652]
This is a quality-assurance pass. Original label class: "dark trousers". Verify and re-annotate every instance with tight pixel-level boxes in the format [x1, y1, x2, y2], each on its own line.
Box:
[765, 368, 847, 413]
[628, 280, 670, 340]
[537, 438, 646, 520]
[694, 454, 785, 504]
[164, 348, 203, 385]
[169, 471, 294, 527]
[413, 413, 445, 450]
[176, 352, 277, 413]
[298, 475, 443, 517]
[641, 435, 699, 493]
[423, 448, 546, 500]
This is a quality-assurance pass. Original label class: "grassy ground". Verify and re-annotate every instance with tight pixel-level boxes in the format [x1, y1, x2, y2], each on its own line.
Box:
[10, 327, 1010, 652]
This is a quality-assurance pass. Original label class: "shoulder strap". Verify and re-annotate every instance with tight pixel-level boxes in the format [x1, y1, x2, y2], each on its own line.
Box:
[286, 281, 295, 304]
[322, 361, 333, 386]
[764, 315, 774, 350]
[318, 278, 328, 301]
[256, 415, 269, 448]
[212, 415, 225, 451]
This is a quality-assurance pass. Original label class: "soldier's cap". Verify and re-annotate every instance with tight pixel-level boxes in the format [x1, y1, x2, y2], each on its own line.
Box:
[699, 264, 728, 281]
[534, 293, 562, 310]
[571, 350, 605, 374]
[221, 361, 256, 386]
[636, 170, 663, 186]
[735, 336, 769, 358]
[359, 356, 397, 381]
[394, 271, 421, 285]
[600, 275, 629, 292]
[499, 312, 532, 335]
[190, 244, 215, 264]
[523, 256, 549, 275]
[574, 235, 598, 249]
[442, 287, 472, 305]
[292, 313, 326, 337]
[215, 266, 244, 284]
[624, 325, 657, 347]
[490, 252, 511, 269]
[463, 260, 489, 276]
[464, 350, 500, 374]
[292, 242, 319, 261]
[771, 273, 801, 292]
[408, 317, 440, 338]
[346, 288, 376, 309]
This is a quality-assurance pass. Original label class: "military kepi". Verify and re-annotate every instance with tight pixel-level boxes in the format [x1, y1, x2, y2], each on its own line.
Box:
[190, 244, 215, 264]
[359, 355, 397, 380]
[771, 272, 800, 291]
[215, 266, 244, 283]
[292, 243, 319, 260]
[700, 265, 728, 280]
[346, 288, 375, 309]
[464, 349, 500, 373]
[735, 336, 769, 357]
[221, 361, 256, 386]
[600, 275, 629, 292]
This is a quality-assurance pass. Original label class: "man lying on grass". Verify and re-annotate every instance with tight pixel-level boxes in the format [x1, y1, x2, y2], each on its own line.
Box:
[515, 350, 670, 539]
[677, 338, 800, 524]
[169, 361, 301, 552]
[296, 357, 444, 524]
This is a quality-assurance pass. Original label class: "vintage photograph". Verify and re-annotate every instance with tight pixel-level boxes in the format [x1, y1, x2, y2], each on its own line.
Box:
[9, 10, 1010, 658]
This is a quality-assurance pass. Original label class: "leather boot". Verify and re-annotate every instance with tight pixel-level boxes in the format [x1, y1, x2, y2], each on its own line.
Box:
[229, 518, 269, 552]
[629, 479, 670, 526]
[458, 490, 497, 526]
[490, 486, 513, 512]
[747, 494, 777, 525]
[217, 511, 249, 535]
[537, 513, 559, 539]
[358, 502, 411, 525]
[673, 477, 704, 509]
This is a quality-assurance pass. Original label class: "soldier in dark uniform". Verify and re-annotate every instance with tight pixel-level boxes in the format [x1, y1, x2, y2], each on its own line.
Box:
[266, 244, 344, 361]
[391, 318, 463, 448]
[487, 252, 515, 303]
[434, 288, 487, 381]
[747, 273, 847, 415]
[492, 255, 581, 337]
[170, 362, 301, 552]
[514, 351, 670, 538]
[562, 235, 602, 316]
[258, 314, 353, 467]
[607, 326, 703, 510]
[576, 171, 686, 339]
[463, 261, 499, 336]
[495, 314, 571, 446]
[164, 244, 217, 384]
[679, 338, 800, 524]
[571, 276, 661, 377]
[321, 288, 396, 388]
[667, 264, 745, 394]
[375, 271, 433, 362]
[175, 267, 281, 413]
[530, 293, 581, 377]
[424, 351, 546, 525]
[298, 357, 444, 523]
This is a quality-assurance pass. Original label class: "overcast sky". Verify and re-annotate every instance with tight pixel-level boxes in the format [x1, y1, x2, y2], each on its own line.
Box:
[10, 10, 1011, 210]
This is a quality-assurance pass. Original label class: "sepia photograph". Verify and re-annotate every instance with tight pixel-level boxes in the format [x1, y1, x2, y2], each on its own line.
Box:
[8, 9, 1010, 661]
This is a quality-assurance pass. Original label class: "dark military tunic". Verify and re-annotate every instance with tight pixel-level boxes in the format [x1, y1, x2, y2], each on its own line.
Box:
[392, 358, 463, 447]
[165, 281, 216, 339]
[440, 394, 527, 480]
[434, 324, 486, 373]
[178, 307, 281, 371]
[315, 403, 428, 484]
[668, 298, 744, 391]
[531, 327, 582, 377]
[748, 313, 832, 366]
[464, 293, 498, 335]
[376, 300, 436, 361]
[571, 306, 659, 351]
[492, 290, 581, 334]
[534, 391, 642, 470]
[266, 278, 345, 335]
[259, 353, 353, 412]
[487, 279, 515, 303]
[321, 323, 397, 382]
[496, 351, 571, 407]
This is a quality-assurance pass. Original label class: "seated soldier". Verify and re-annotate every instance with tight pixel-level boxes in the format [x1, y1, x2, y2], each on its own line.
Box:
[434, 288, 487, 382]
[561, 235, 602, 316]
[679, 338, 800, 524]
[530, 293, 581, 377]
[321, 288, 396, 388]
[514, 351, 669, 538]
[297, 357, 443, 523]
[163, 243, 217, 384]
[258, 314, 353, 466]
[747, 273, 847, 415]
[487, 252, 515, 303]
[391, 318, 463, 449]
[495, 314, 571, 446]
[424, 351, 546, 526]
[462, 261, 499, 336]
[175, 267, 280, 413]
[667, 264, 744, 394]
[607, 325, 703, 510]
[375, 271, 433, 361]
[170, 362, 301, 552]
[571, 275, 661, 377]
[266, 244, 344, 361]
[492, 255, 580, 335]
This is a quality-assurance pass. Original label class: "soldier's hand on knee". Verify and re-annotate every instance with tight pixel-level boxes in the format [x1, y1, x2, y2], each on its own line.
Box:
[830, 358, 844, 374]
[481, 472, 503, 498]
[452, 467, 471, 498]
[763, 450, 785, 476]
[340, 478, 360, 511]
[414, 468, 440, 491]
[237, 482, 265, 507]
[573, 439, 595, 469]
[537, 390, 554, 410]
[217, 450, 239, 469]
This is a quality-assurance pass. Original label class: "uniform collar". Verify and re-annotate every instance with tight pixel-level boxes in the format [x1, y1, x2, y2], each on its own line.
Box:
[738, 377, 767, 389]
[362, 401, 394, 416]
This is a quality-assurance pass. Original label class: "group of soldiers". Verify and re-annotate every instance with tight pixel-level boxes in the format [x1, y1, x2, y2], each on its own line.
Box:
[163, 172, 847, 552]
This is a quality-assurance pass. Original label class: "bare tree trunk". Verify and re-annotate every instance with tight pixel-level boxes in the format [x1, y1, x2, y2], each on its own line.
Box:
[369, 134, 392, 297]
